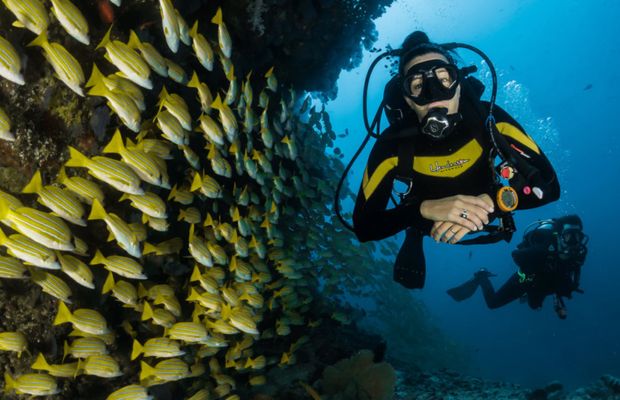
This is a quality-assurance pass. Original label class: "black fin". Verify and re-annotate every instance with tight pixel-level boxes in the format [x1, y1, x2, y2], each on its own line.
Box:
[447, 277, 481, 301]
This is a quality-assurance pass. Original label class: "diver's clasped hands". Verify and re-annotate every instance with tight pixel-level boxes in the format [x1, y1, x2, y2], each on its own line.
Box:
[421, 194, 495, 243]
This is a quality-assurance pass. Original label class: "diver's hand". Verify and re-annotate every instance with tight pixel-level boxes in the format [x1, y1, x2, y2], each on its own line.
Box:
[430, 221, 473, 243]
[421, 194, 494, 232]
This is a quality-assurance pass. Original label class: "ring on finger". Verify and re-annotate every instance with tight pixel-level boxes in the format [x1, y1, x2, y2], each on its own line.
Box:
[460, 209, 469, 219]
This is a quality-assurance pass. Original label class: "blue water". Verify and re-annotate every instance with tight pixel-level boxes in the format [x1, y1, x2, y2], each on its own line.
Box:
[327, 0, 620, 390]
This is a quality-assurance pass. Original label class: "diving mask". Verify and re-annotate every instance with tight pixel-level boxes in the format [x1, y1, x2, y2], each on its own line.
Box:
[560, 225, 586, 247]
[402, 60, 460, 106]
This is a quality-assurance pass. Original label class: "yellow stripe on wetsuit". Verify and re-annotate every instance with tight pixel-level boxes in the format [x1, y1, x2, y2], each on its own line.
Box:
[362, 157, 398, 200]
[496, 122, 540, 155]
[413, 139, 483, 177]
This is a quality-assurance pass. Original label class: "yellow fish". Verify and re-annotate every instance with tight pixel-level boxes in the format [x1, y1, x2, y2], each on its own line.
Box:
[88, 200, 142, 258]
[86, 65, 142, 132]
[143, 237, 183, 256]
[0, 34, 24, 85]
[187, 71, 213, 113]
[0, 255, 27, 279]
[198, 113, 225, 146]
[3, 372, 58, 396]
[165, 321, 209, 344]
[190, 171, 222, 199]
[28, 31, 85, 96]
[51, 0, 90, 45]
[140, 358, 189, 384]
[0, 331, 27, 357]
[54, 301, 110, 335]
[0, 197, 75, 252]
[30, 268, 73, 303]
[96, 26, 152, 89]
[165, 57, 187, 83]
[103, 130, 169, 188]
[131, 338, 185, 360]
[211, 8, 232, 58]
[57, 252, 94, 289]
[0, 106, 14, 141]
[211, 95, 238, 142]
[167, 184, 194, 205]
[128, 30, 168, 77]
[57, 166, 104, 206]
[120, 192, 167, 219]
[63, 337, 108, 360]
[102, 272, 138, 306]
[0, 227, 60, 270]
[31, 353, 78, 378]
[91, 248, 146, 280]
[158, 0, 180, 53]
[158, 86, 191, 130]
[22, 169, 86, 226]
[106, 384, 153, 400]
[66, 146, 143, 195]
[2, 0, 49, 35]
[265, 66, 278, 92]
[77, 354, 123, 378]
[141, 301, 176, 328]
[189, 21, 214, 71]
[156, 109, 189, 145]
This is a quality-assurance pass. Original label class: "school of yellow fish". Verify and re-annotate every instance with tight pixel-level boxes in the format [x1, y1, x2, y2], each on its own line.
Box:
[0, 0, 387, 398]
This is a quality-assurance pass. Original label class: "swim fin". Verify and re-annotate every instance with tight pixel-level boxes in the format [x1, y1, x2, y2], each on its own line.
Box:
[393, 228, 426, 289]
[447, 268, 497, 301]
[446, 277, 481, 301]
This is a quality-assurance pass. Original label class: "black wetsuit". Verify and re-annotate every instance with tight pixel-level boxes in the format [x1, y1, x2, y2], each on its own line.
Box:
[352, 96, 560, 242]
[479, 244, 587, 310]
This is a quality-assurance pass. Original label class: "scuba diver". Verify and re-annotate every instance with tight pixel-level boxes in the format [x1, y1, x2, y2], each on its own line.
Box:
[348, 31, 560, 289]
[447, 215, 588, 319]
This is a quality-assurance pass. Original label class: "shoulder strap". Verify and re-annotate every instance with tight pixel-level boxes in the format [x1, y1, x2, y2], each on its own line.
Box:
[394, 135, 416, 180]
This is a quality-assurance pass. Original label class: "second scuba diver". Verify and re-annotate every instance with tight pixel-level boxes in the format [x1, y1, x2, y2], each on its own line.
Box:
[351, 31, 560, 289]
[447, 215, 588, 319]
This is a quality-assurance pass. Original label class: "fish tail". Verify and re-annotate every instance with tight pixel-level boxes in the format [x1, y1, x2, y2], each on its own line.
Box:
[211, 8, 223, 25]
[211, 94, 223, 110]
[187, 71, 200, 89]
[75, 358, 83, 378]
[0, 199, 9, 221]
[88, 199, 107, 221]
[53, 301, 73, 327]
[22, 169, 43, 194]
[186, 287, 199, 301]
[177, 209, 186, 221]
[188, 223, 195, 241]
[127, 30, 141, 50]
[142, 242, 157, 255]
[27, 31, 49, 48]
[265, 66, 274, 78]
[96, 25, 113, 51]
[141, 301, 153, 321]
[102, 271, 115, 294]
[189, 20, 199, 38]
[119, 193, 130, 202]
[85, 63, 105, 89]
[62, 340, 70, 362]
[65, 146, 89, 168]
[167, 184, 178, 201]
[0, 226, 6, 245]
[139, 361, 155, 382]
[57, 166, 69, 184]
[3, 372, 15, 392]
[190, 264, 201, 282]
[102, 129, 125, 154]
[130, 339, 143, 361]
[190, 172, 202, 192]
[90, 249, 106, 265]
[31, 353, 50, 371]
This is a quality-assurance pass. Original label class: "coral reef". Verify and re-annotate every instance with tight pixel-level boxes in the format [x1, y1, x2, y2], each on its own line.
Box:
[319, 349, 396, 400]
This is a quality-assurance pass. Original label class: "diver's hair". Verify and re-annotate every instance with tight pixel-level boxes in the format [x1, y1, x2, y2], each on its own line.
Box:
[398, 31, 456, 74]
[555, 214, 583, 229]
